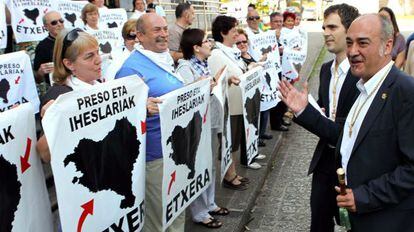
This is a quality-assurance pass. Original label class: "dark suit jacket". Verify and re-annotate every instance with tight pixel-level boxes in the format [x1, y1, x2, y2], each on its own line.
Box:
[295, 60, 359, 175]
[333, 66, 414, 231]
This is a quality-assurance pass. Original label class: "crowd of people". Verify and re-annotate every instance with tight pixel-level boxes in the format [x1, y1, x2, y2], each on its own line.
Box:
[1, 0, 414, 231]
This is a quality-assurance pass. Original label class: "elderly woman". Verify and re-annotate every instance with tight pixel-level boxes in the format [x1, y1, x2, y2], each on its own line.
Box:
[81, 3, 100, 33]
[236, 29, 271, 157]
[208, 15, 251, 190]
[379, 7, 406, 68]
[176, 28, 230, 229]
[36, 28, 102, 162]
[130, 0, 146, 19]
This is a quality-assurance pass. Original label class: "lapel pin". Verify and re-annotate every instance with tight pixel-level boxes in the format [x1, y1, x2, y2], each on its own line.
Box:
[381, 93, 387, 100]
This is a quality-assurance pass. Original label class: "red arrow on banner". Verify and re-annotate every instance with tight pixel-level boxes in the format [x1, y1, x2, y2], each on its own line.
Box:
[15, 76, 21, 84]
[18, 18, 24, 24]
[203, 105, 209, 123]
[20, 138, 32, 174]
[141, 121, 146, 134]
[77, 199, 94, 232]
[43, 8, 49, 14]
[167, 171, 176, 195]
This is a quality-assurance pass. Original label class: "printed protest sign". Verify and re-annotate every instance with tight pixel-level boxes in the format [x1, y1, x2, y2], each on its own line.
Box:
[280, 28, 307, 81]
[57, 0, 88, 29]
[99, 8, 127, 31]
[211, 67, 232, 182]
[159, 79, 212, 229]
[239, 66, 262, 165]
[0, 51, 39, 113]
[90, 29, 123, 54]
[42, 76, 148, 232]
[0, 1, 7, 49]
[6, 0, 56, 43]
[0, 103, 53, 232]
[249, 30, 281, 111]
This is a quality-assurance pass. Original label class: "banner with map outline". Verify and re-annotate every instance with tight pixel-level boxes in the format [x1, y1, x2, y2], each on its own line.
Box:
[57, 0, 88, 29]
[0, 103, 53, 232]
[239, 66, 262, 165]
[280, 28, 307, 81]
[42, 76, 148, 232]
[0, 51, 40, 113]
[159, 79, 212, 230]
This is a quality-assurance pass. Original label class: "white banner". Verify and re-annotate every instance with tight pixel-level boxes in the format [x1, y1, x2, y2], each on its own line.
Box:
[281, 28, 307, 81]
[159, 79, 212, 229]
[0, 103, 53, 232]
[57, 0, 88, 29]
[0, 1, 7, 49]
[211, 67, 232, 182]
[239, 66, 262, 165]
[249, 30, 281, 111]
[90, 29, 123, 54]
[0, 51, 40, 113]
[6, 0, 56, 43]
[99, 8, 127, 31]
[42, 76, 148, 232]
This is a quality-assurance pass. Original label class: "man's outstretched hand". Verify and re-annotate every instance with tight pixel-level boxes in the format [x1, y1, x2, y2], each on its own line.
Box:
[278, 80, 309, 114]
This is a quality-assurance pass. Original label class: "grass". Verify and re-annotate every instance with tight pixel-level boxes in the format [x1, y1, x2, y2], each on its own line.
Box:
[306, 46, 327, 82]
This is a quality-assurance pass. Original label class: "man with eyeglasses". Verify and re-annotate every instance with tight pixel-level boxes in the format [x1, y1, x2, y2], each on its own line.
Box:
[245, 9, 262, 35]
[33, 11, 64, 85]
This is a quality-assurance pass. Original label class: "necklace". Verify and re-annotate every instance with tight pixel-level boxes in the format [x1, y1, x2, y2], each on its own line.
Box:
[331, 63, 340, 120]
[348, 65, 392, 137]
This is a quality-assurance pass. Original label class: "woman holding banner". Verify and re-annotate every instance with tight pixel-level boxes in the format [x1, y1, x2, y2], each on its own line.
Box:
[36, 28, 102, 162]
[208, 15, 251, 190]
[176, 28, 230, 228]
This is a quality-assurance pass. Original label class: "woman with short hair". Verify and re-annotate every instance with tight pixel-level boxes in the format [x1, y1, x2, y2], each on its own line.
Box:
[81, 3, 100, 32]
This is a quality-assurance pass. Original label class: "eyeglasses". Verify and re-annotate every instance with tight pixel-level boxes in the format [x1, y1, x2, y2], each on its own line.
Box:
[50, 18, 64, 26]
[126, 33, 137, 40]
[236, 40, 248, 46]
[61, 28, 83, 60]
[247, 16, 260, 21]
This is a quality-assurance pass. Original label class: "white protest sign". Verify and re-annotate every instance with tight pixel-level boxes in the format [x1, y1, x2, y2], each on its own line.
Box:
[280, 27, 307, 81]
[249, 30, 281, 111]
[159, 79, 212, 229]
[57, 0, 88, 29]
[90, 29, 123, 54]
[6, 0, 57, 43]
[0, 103, 53, 232]
[0, 1, 7, 49]
[99, 8, 127, 31]
[42, 76, 148, 232]
[211, 67, 232, 182]
[239, 66, 262, 165]
[0, 51, 39, 113]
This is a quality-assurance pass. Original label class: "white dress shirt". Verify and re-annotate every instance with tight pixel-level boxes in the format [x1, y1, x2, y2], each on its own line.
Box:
[340, 61, 393, 181]
[328, 58, 349, 120]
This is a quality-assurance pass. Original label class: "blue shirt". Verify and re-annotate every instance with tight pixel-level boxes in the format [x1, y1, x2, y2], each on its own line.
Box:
[115, 50, 183, 162]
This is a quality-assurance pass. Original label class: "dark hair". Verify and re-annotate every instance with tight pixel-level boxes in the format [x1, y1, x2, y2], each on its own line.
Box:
[379, 7, 400, 33]
[270, 11, 282, 20]
[248, 3, 256, 9]
[324, 3, 360, 31]
[175, 2, 191, 19]
[180, 28, 205, 60]
[283, 11, 296, 22]
[212, 15, 237, 43]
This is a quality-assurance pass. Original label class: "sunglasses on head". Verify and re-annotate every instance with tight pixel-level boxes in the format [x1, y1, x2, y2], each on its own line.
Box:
[236, 40, 248, 46]
[248, 16, 260, 21]
[50, 18, 64, 26]
[61, 28, 83, 60]
[126, 33, 137, 40]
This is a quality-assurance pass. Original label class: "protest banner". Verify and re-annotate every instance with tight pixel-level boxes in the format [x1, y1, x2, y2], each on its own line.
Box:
[249, 30, 281, 111]
[90, 29, 123, 54]
[239, 66, 262, 165]
[280, 28, 307, 81]
[57, 0, 88, 29]
[42, 76, 148, 232]
[0, 1, 7, 49]
[211, 67, 233, 182]
[99, 8, 127, 32]
[0, 103, 53, 232]
[6, 0, 56, 43]
[0, 51, 40, 113]
[159, 79, 212, 229]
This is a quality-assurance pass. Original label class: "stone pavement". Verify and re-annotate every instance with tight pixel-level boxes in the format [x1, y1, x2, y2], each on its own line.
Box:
[184, 32, 329, 232]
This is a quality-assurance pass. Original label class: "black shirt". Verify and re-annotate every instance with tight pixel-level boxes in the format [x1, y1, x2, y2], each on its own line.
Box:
[33, 35, 55, 84]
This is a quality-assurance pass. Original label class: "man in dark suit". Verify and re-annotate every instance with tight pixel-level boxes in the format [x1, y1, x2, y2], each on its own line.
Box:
[280, 14, 414, 231]
[285, 4, 360, 232]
